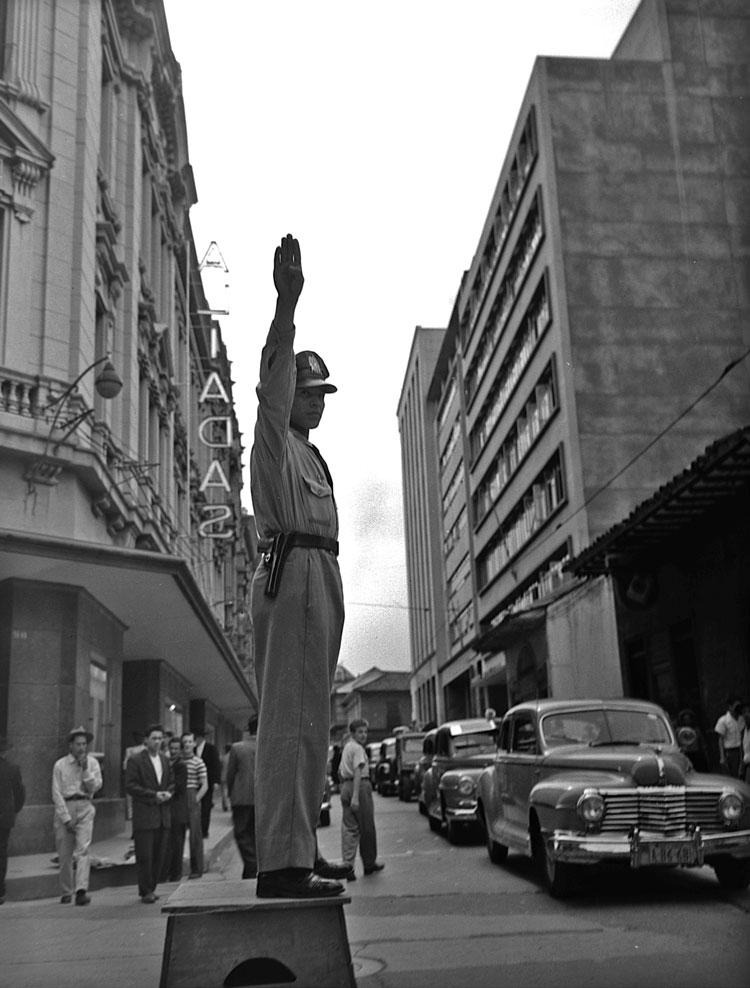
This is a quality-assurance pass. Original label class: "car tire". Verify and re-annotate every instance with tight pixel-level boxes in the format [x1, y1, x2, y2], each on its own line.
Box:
[447, 818, 464, 845]
[532, 821, 575, 898]
[418, 799, 426, 816]
[400, 776, 412, 802]
[479, 807, 508, 865]
[428, 813, 442, 833]
[713, 855, 750, 890]
[319, 809, 330, 827]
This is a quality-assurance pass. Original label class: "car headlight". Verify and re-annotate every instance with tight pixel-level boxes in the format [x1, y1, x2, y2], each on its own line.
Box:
[458, 775, 475, 796]
[577, 788, 605, 824]
[718, 789, 744, 823]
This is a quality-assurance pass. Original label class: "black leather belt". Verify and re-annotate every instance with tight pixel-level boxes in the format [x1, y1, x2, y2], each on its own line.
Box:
[259, 532, 339, 598]
[65, 794, 90, 800]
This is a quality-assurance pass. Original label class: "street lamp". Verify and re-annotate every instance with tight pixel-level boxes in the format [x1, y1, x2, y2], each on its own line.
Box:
[25, 356, 123, 487]
[41, 355, 123, 456]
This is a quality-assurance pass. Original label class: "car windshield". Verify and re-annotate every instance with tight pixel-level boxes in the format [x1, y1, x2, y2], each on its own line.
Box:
[541, 709, 672, 748]
[452, 730, 496, 753]
[402, 739, 423, 754]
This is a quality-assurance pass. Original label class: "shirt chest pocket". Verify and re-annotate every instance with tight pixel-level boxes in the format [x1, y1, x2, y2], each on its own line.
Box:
[301, 473, 335, 524]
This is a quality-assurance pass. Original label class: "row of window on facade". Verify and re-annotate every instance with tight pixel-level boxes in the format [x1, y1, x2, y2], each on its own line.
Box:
[461, 109, 539, 344]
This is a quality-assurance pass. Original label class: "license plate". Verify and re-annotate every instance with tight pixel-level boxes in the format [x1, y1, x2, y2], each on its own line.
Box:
[642, 842, 697, 866]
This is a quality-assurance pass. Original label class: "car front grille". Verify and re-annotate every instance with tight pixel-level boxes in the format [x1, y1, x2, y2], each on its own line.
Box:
[600, 787, 723, 835]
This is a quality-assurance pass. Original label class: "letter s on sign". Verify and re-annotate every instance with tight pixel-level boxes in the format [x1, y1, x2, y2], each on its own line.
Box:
[199, 504, 233, 539]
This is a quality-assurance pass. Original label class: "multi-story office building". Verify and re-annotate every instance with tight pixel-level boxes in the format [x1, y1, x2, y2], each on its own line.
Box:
[398, 0, 750, 726]
[0, 2, 256, 852]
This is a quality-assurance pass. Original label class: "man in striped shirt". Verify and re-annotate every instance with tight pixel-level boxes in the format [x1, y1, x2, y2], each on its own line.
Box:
[181, 733, 208, 879]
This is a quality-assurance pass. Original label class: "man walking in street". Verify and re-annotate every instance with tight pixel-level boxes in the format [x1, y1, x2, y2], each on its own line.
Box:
[125, 724, 173, 903]
[226, 716, 258, 879]
[339, 719, 384, 881]
[250, 234, 347, 899]
[715, 696, 744, 777]
[161, 736, 188, 883]
[0, 737, 25, 905]
[51, 726, 102, 906]
[181, 732, 208, 879]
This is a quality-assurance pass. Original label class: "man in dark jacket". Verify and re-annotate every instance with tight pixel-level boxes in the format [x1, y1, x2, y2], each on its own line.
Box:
[125, 724, 173, 903]
[193, 727, 221, 839]
[226, 716, 258, 879]
[161, 736, 188, 883]
[0, 738, 25, 904]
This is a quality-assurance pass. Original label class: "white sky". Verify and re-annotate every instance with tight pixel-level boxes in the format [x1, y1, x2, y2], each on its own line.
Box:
[163, 0, 641, 678]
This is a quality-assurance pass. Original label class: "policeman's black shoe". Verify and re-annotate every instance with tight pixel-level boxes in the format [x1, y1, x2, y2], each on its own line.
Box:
[256, 869, 344, 899]
[314, 858, 353, 880]
[75, 890, 91, 906]
[364, 862, 385, 875]
[60, 895, 72, 904]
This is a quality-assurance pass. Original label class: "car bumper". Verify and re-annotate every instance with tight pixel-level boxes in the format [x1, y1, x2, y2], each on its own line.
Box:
[444, 801, 479, 824]
[549, 827, 750, 867]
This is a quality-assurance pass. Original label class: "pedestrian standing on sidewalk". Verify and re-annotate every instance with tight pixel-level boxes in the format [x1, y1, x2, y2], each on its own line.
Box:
[125, 724, 173, 904]
[250, 234, 346, 900]
[181, 732, 208, 879]
[226, 717, 258, 879]
[51, 726, 102, 906]
[161, 736, 188, 883]
[193, 727, 221, 839]
[339, 719, 384, 881]
[0, 737, 25, 905]
[715, 696, 743, 777]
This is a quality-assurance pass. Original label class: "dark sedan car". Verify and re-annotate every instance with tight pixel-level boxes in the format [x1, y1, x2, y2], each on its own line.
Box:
[476, 698, 750, 897]
[420, 718, 497, 842]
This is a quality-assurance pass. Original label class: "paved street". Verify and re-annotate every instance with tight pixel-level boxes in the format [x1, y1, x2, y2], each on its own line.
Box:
[1, 792, 748, 987]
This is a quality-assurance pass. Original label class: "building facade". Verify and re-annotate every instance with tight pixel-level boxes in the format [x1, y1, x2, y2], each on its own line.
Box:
[398, 0, 750, 726]
[0, 1, 256, 853]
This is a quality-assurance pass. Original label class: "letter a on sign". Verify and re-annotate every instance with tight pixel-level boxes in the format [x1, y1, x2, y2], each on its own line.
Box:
[199, 460, 231, 493]
[199, 372, 230, 404]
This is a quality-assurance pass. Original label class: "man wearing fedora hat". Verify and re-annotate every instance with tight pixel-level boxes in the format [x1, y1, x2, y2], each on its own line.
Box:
[250, 234, 347, 899]
[51, 726, 102, 905]
[0, 737, 25, 904]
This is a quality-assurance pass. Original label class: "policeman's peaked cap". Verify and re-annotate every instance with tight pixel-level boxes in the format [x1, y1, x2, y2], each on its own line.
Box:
[295, 351, 337, 393]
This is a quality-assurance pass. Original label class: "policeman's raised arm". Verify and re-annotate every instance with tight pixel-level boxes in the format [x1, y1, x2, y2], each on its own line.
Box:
[273, 234, 304, 335]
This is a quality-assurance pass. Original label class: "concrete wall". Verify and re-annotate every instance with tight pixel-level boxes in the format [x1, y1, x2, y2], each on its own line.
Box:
[546, 578, 623, 699]
[1, 578, 125, 854]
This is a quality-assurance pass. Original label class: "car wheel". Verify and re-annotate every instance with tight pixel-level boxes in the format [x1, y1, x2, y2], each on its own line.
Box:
[447, 818, 465, 845]
[713, 855, 750, 890]
[319, 809, 330, 827]
[532, 822, 575, 898]
[400, 776, 412, 802]
[418, 798, 426, 816]
[479, 807, 508, 865]
[428, 812, 442, 833]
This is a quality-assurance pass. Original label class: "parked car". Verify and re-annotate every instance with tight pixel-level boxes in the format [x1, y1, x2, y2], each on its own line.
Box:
[476, 698, 750, 898]
[375, 737, 398, 795]
[366, 742, 381, 786]
[319, 774, 332, 827]
[395, 731, 425, 801]
[415, 728, 437, 814]
[420, 718, 498, 842]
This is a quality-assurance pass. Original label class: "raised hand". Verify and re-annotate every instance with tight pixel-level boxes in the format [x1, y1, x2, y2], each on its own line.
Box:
[273, 234, 304, 314]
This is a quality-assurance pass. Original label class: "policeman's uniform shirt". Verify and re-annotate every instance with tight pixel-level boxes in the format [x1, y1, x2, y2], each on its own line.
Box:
[51, 754, 103, 823]
[250, 321, 338, 541]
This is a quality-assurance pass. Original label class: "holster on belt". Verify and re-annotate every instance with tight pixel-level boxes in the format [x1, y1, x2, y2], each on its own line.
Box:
[261, 532, 339, 598]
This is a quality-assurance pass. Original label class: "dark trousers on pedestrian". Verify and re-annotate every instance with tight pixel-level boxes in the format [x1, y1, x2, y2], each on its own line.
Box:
[187, 790, 204, 876]
[200, 789, 213, 839]
[0, 827, 9, 898]
[232, 804, 258, 879]
[161, 823, 186, 882]
[340, 778, 377, 872]
[133, 827, 168, 897]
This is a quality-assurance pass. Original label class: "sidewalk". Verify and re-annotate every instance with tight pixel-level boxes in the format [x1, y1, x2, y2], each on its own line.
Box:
[3, 806, 236, 901]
